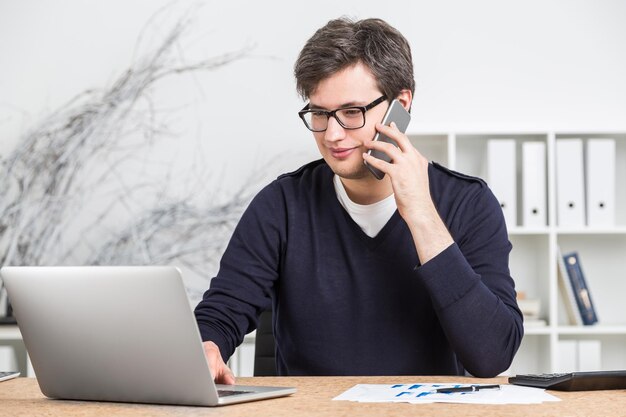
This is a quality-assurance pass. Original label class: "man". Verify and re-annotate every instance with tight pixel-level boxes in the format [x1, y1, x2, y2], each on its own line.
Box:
[195, 17, 523, 384]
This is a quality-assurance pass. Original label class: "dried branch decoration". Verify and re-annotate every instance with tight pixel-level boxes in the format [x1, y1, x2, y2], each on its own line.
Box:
[0, 5, 261, 291]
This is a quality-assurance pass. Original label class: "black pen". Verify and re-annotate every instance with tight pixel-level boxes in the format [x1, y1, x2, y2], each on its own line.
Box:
[435, 384, 501, 394]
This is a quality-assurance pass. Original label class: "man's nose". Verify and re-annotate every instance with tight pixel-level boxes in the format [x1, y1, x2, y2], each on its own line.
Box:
[324, 116, 346, 143]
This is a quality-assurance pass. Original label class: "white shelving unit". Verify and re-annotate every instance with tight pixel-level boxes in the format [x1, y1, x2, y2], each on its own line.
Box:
[409, 129, 626, 374]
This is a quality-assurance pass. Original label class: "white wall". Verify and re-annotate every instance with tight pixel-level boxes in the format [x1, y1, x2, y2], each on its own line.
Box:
[1, 0, 626, 290]
[406, 1, 626, 131]
[3, 0, 625, 173]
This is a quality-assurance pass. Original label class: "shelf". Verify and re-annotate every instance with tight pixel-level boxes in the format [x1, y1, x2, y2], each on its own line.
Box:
[408, 129, 626, 374]
[556, 325, 626, 335]
[523, 326, 552, 335]
[509, 227, 626, 236]
[508, 228, 550, 236]
[523, 326, 626, 336]
[0, 325, 21, 340]
[556, 227, 626, 235]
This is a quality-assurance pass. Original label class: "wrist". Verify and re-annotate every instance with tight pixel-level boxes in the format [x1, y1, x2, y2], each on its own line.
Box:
[403, 204, 443, 232]
[203, 340, 223, 357]
[405, 207, 454, 264]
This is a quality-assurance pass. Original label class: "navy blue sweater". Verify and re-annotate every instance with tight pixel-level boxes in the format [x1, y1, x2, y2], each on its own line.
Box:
[194, 160, 523, 377]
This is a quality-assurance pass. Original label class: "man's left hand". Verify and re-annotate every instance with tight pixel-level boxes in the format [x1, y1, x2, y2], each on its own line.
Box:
[362, 122, 454, 263]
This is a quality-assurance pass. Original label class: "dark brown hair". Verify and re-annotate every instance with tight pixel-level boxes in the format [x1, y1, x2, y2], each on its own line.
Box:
[294, 17, 415, 101]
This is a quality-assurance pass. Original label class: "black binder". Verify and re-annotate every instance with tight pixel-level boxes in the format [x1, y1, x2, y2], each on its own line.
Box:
[562, 252, 598, 325]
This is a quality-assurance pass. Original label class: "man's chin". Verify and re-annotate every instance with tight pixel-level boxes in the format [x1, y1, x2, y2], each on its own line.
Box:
[329, 163, 372, 180]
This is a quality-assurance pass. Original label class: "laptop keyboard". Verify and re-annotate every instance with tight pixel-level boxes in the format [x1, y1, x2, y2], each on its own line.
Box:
[218, 389, 253, 397]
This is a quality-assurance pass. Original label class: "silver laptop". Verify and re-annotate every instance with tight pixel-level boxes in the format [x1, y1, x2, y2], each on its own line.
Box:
[0, 266, 295, 406]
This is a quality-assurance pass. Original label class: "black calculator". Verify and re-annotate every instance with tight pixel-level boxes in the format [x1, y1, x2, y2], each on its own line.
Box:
[509, 370, 626, 391]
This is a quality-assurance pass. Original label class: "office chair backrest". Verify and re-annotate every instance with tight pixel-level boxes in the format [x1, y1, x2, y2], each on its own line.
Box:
[253, 309, 277, 376]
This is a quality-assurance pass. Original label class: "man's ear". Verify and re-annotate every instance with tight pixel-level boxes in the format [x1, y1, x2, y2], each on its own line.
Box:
[396, 89, 413, 112]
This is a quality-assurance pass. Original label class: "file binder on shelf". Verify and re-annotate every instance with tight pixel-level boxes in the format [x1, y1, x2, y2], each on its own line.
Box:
[0, 285, 9, 319]
[556, 139, 586, 227]
[555, 340, 578, 373]
[522, 141, 547, 227]
[554, 339, 602, 372]
[557, 247, 582, 326]
[562, 251, 598, 326]
[578, 340, 602, 371]
[586, 138, 615, 227]
[487, 139, 517, 227]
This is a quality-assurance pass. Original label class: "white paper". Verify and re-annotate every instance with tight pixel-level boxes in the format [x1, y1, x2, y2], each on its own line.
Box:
[333, 382, 560, 405]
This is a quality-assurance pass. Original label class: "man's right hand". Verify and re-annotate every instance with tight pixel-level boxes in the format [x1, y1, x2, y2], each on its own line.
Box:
[202, 341, 236, 385]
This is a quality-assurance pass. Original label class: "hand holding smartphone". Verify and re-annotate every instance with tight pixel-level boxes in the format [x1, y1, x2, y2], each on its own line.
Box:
[364, 99, 411, 180]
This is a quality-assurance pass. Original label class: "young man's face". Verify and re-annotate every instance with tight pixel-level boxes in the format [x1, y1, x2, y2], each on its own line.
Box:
[307, 62, 389, 180]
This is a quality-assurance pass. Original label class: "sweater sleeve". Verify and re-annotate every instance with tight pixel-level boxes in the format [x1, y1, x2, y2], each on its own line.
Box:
[414, 183, 524, 377]
[194, 182, 284, 361]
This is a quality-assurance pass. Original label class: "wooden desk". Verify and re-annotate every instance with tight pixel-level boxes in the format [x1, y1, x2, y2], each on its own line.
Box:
[1, 376, 625, 416]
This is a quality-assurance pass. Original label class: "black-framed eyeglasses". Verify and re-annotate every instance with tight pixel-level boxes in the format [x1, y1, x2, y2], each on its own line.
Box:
[298, 95, 387, 132]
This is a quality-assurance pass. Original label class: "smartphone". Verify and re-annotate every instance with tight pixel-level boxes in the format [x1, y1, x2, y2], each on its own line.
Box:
[364, 99, 411, 180]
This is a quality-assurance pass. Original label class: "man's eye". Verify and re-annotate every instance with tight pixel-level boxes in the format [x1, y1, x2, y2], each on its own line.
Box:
[311, 111, 327, 118]
[341, 109, 362, 118]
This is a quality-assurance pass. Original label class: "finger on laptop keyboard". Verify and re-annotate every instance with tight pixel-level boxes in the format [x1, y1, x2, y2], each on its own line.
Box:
[202, 341, 236, 385]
